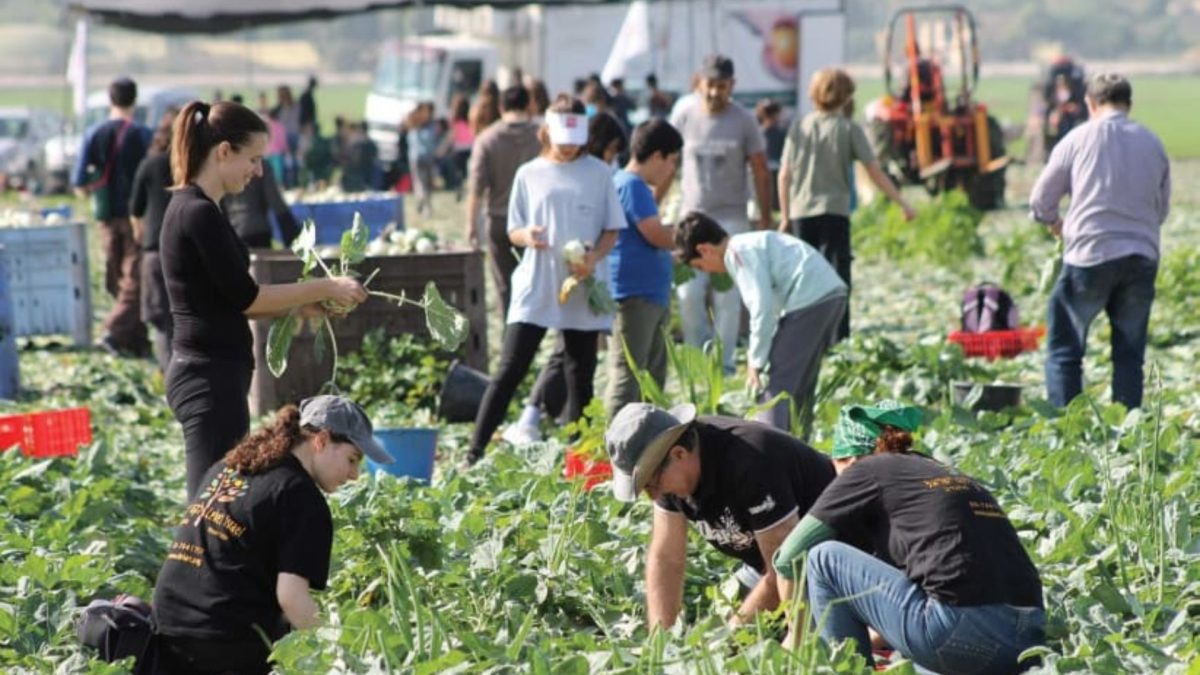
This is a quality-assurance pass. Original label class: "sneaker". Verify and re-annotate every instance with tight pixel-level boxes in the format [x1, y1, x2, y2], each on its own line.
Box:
[501, 421, 542, 446]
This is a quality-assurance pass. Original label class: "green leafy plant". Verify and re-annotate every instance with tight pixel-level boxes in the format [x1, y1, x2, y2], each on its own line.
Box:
[852, 190, 985, 274]
[266, 214, 470, 388]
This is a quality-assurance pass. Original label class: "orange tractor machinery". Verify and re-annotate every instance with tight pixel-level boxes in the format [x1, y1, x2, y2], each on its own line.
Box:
[869, 5, 1008, 210]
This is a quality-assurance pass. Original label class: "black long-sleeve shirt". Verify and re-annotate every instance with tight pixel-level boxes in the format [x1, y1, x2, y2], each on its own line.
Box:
[129, 152, 173, 251]
[160, 184, 260, 364]
[221, 163, 300, 247]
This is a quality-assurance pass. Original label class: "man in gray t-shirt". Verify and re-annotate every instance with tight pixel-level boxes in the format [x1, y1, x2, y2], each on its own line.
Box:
[671, 55, 771, 371]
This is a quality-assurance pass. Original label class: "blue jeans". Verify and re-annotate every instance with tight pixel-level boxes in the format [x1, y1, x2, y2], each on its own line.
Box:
[806, 541, 1045, 675]
[1045, 254, 1157, 408]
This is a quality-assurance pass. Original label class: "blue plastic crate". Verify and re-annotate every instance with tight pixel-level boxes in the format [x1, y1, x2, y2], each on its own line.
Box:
[0, 222, 92, 346]
[270, 194, 403, 245]
[366, 428, 438, 483]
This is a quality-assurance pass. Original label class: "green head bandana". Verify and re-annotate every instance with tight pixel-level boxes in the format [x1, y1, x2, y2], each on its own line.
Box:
[831, 400, 924, 459]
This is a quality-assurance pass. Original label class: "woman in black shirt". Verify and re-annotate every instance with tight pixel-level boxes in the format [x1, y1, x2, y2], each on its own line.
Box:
[773, 401, 1045, 675]
[161, 101, 367, 499]
[129, 110, 177, 372]
[154, 395, 394, 674]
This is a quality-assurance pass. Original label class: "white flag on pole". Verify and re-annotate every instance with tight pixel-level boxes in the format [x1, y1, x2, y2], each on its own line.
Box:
[66, 18, 89, 121]
[601, 1, 652, 85]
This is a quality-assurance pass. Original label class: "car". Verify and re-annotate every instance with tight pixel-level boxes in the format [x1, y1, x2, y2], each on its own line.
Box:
[0, 107, 64, 192]
[42, 86, 198, 194]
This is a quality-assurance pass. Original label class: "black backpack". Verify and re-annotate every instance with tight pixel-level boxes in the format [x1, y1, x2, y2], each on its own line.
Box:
[77, 594, 157, 673]
[961, 283, 1019, 333]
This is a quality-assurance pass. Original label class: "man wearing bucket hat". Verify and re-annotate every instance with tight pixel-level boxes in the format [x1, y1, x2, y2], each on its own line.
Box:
[606, 402, 835, 628]
[154, 395, 391, 673]
[772, 401, 1045, 674]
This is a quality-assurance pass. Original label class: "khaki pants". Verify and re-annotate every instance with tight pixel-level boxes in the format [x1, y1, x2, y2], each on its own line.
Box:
[98, 218, 147, 352]
[604, 297, 671, 418]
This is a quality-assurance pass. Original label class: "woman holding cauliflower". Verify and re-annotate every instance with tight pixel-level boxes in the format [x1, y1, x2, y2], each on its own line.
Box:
[467, 95, 626, 464]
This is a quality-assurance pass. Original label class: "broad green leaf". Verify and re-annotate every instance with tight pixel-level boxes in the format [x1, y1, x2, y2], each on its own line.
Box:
[422, 281, 468, 352]
[339, 211, 370, 275]
[267, 313, 300, 377]
[586, 279, 617, 315]
[292, 219, 318, 276]
[673, 261, 695, 286]
[711, 271, 734, 292]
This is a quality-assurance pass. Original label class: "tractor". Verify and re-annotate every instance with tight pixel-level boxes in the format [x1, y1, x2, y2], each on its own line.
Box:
[867, 5, 1007, 210]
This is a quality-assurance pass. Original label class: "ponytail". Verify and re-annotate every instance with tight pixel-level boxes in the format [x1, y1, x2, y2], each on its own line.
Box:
[170, 100, 268, 187]
[224, 405, 309, 475]
[873, 426, 914, 455]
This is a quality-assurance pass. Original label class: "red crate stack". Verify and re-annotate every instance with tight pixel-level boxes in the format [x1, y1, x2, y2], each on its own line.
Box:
[0, 407, 93, 458]
[947, 326, 1046, 360]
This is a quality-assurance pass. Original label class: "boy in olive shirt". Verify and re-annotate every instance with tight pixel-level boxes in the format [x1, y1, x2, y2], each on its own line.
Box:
[778, 68, 914, 341]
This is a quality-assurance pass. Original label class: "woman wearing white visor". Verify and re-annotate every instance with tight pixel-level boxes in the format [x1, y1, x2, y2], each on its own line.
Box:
[467, 95, 626, 464]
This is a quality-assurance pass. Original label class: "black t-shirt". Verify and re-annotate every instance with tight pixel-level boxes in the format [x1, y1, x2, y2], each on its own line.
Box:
[160, 183, 260, 363]
[153, 456, 334, 642]
[809, 453, 1044, 608]
[128, 152, 172, 251]
[656, 417, 836, 572]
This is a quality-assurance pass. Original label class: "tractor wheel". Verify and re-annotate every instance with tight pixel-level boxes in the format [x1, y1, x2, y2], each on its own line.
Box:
[966, 115, 1007, 210]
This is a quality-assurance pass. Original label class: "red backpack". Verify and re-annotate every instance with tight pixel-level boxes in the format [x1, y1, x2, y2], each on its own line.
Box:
[961, 283, 1019, 333]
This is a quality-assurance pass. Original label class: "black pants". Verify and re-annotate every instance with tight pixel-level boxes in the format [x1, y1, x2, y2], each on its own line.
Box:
[470, 323, 599, 459]
[155, 634, 270, 675]
[793, 214, 852, 341]
[140, 250, 173, 373]
[165, 355, 252, 500]
[486, 215, 521, 323]
[529, 337, 568, 421]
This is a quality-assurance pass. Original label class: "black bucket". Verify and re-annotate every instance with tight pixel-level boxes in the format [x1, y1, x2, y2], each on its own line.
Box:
[437, 360, 491, 423]
[952, 381, 1023, 412]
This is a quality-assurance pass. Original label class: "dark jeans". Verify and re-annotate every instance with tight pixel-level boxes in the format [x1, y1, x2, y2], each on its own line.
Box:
[792, 214, 852, 342]
[99, 217, 148, 352]
[486, 215, 522, 322]
[1045, 254, 1157, 409]
[165, 355, 252, 500]
[155, 634, 270, 675]
[470, 323, 600, 459]
[806, 541, 1045, 674]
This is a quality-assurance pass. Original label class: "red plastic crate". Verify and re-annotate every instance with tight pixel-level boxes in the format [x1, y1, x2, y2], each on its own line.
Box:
[563, 448, 613, 491]
[0, 407, 92, 458]
[947, 326, 1046, 360]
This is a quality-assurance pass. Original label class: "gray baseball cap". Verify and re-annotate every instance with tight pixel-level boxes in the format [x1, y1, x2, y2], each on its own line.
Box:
[299, 395, 392, 464]
[700, 54, 735, 80]
[605, 402, 697, 502]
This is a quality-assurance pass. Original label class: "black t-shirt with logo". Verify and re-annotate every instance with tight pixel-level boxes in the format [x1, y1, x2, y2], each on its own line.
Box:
[153, 456, 333, 642]
[809, 452, 1044, 608]
[655, 416, 836, 572]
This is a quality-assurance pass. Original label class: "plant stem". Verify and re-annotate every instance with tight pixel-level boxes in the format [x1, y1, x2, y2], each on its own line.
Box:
[369, 289, 423, 308]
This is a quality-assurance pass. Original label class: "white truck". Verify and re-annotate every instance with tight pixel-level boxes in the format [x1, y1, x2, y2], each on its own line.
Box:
[365, 0, 845, 161]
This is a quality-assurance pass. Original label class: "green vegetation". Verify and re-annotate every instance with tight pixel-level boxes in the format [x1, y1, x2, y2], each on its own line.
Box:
[1, 158, 1197, 672]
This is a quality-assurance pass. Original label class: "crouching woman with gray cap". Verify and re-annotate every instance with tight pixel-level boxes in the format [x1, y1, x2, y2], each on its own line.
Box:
[772, 401, 1045, 674]
[152, 395, 393, 674]
[605, 402, 835, 629]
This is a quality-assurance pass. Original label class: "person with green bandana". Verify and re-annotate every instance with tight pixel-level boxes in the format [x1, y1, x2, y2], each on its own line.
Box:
[772, 401, 1046, 675]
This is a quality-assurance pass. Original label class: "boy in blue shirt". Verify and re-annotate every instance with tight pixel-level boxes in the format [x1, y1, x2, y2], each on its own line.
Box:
[674, 212, 847, 435]
[604, 119, 684, 417]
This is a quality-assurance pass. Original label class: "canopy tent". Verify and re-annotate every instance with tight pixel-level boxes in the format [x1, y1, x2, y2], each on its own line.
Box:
[67, 0, 617, 34]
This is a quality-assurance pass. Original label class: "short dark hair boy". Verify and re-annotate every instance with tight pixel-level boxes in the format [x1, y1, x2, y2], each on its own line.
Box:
[629, 119, 683, 164]
[109, 77, 138, 108]
[673, 211, 728, 265]
[501, 85, 531, 113]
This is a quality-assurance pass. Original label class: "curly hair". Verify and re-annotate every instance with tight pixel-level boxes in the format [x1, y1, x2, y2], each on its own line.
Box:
[224, 405, 309, 475]
[873, 426, 914, 455]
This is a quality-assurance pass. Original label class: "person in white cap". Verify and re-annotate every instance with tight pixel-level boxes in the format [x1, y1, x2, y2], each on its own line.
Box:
[466, 94, 626, 464]
[153, 395, 392, 674]
[605, 402, 835, 629]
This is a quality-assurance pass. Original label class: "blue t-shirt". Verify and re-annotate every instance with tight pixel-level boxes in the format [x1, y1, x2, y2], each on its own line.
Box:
[609, 170, 672, 306]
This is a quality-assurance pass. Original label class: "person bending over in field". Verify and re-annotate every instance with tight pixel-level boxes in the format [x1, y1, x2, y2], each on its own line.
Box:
[674, 212, 846, 437]
[605, 402, 835, 629]
[153, 395, 393, 674]
[773, 401, 1046, 674]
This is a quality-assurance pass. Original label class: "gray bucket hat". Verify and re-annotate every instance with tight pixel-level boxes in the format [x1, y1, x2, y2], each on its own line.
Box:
[605, 402, 697, 502]
[299, 395, 392, 464]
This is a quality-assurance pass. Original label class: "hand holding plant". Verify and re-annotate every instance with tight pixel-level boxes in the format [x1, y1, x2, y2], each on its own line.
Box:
[558, 239, 616, 315]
